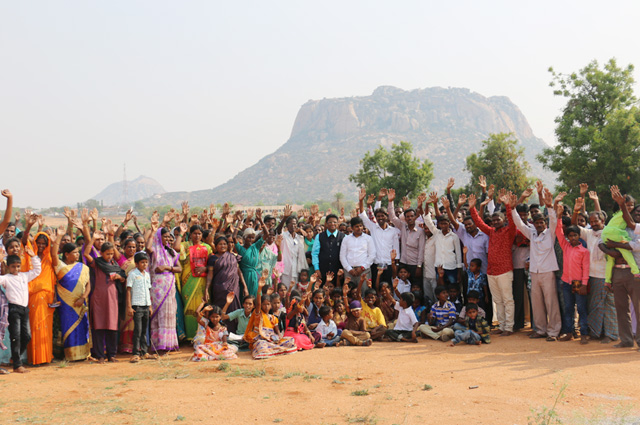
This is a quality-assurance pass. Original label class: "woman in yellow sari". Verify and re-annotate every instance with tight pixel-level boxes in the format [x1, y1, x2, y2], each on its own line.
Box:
[177, 225, 211, 340]
[51, 233, 91, 361]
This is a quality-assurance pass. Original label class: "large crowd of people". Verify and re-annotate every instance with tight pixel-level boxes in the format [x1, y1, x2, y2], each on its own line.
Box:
[1, 175, 639, 372]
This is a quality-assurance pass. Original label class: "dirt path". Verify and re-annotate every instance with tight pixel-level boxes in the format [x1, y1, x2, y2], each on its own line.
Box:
[1, 331, 639, 424]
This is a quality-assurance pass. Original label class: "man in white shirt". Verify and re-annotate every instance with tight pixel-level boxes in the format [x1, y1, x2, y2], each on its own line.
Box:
[279, 215, 307, 289]
[339, 217, 376, 295]
[510, 189, 561, 340]
[423, 199, 462, 285]
[358, 188, 399, 289]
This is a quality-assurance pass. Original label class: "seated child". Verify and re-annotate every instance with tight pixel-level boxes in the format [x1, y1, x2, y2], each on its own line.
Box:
[243, 277, 297, 360]
[466, 258, 489, 309]
[447, 284, 463, 314]
[315, 305, 342, 346]
[339, 284, 372, 346]
[333, 299, 347, 330]
[306, 289, 325, 331]
[391, 258, 412, 299]
[378, 282, 398, 328]
[458, 290, 486, 321]
[222, 293, 255, 349]
[418, 286, 455, 342]
[0, 246, 41, 373]
[383, 281, 418, 342]
[412, 291, 426, 321]
[353, 274, 387, 340]
[270, 293, 287, 334]
[285, 296, 322, 350]
[276, 283, 289, 310]
[450, 303, 491, 346]
[192, 304, 238, 361]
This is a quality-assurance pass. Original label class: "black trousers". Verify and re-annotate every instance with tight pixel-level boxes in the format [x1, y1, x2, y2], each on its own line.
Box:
[132, 306, 150, 356]
[92, 329, 118, 360]
[8, 304, 30, 369]
[513, 269, 526, 331]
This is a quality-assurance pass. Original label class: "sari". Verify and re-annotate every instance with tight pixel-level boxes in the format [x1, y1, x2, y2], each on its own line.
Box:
[191, 320, 238, 361]
[258, 243, 278, 288]
[180, 242, 212, 339]
[117, 255, 136, 353]
[244, 311, 296, 359]
[149, 229, 179, 351]
[208, 252, 241, 313]
[175, 270, 186, 341]
[27, 233, 56, 365]
[55, 262, 91, 361]
[235, 239, 264, 297]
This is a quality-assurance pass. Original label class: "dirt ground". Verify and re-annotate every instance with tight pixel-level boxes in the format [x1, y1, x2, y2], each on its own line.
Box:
[1, 329, 639, 425]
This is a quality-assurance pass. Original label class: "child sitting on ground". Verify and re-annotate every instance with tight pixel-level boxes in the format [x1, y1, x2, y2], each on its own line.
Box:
[466, 258, 489, 309]
[383, 279, 418, 342]
[295, 269, 312, 296]
[276, 283, 289, 311]
[418, 286, 456, 342]
[0, 246, 41, 373]
[270, 293, 287, 334]
[340, 284, 373, 346]
[412, 291, 426, 321]
[458, 290, 486, 321]
[333, 299, 347, 330]
[450, 303, 491, 346]
[316, 305, 342, 346]
[378, 282, 398, 328]
[353, 274, 387, 340]
[192, 304, 238, 361]
[285, 295, 322, 350]
[391, 251, 412, 299]
[126, 252, 156, 363]
[222, 293, 254, 349]
[447, 283, 463, 313]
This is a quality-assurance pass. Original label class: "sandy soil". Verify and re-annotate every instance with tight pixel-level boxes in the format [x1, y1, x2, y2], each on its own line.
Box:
[1, 330, 639, 425]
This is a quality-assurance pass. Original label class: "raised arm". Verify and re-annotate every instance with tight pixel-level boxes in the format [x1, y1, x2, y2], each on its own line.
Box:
[387, 189, 402, 227]
[0, 190, 13, 235]
[611, 185, 635, 229]
[554, 204, 570, 251]
[21, 212, 37, 248]
[571, 197, 585, 226]
[468, 194, 492, 235]
[450, 194, 467, 231]
[588, 191, 601, 212]
[50, 226, 64, 269]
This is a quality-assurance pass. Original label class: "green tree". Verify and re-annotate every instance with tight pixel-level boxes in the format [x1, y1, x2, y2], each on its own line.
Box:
[349, 141, 434, 198]
[465, 133, 532, 194]
[538, 58, 638, 211]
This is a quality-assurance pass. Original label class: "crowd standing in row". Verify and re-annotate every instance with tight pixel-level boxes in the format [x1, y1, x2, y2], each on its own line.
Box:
[1, 175, 639, 372]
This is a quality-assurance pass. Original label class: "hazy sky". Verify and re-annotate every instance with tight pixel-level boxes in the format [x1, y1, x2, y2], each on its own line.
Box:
[2, 1, 639, 207]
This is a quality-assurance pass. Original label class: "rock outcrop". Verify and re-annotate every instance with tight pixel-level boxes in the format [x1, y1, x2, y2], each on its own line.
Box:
[146, 86, 553, 206]
[92, 175, 166, 206]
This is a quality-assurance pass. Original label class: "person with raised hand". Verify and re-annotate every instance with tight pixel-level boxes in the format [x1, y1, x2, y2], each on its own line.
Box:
[388, 188, 425, 288]
[468, 191, 517, 336]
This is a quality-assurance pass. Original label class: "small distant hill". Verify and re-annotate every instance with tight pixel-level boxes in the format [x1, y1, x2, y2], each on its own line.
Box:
[91, 175, 166, 206]
[143, 86, 555, 207]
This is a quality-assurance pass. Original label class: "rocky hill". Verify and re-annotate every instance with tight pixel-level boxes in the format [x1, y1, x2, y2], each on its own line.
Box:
[92, 175, 166, 206]
[145, 86, 554, 206]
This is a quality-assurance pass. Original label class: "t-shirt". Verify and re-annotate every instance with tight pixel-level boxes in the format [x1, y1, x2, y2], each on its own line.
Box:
[413, 305, 426, 321]
[467, 270, 488, 298]
[362, 303, 386, 329]
[430, 300, 457, 327]
[316, 319, 338, 339]
[394, 302, 418, 331]
[227, 308, 251, 335]
[127, 268, 151, 307]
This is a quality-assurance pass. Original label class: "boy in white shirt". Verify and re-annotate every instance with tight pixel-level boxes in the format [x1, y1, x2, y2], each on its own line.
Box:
[383, 279, 419, 342]
[316, 305, 342, 346]
[126, 252, 153, 363]
[0, 246, 41, 373]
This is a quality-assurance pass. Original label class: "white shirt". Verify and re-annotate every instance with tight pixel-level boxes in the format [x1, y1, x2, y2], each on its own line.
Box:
[359, 211, 400, 266]
[394, 301, 418, 331]
[126, 268, 152, 307]
[339, 233, 376, 272]
[316, 319, 338, 339]
[422, 235, 436, 279]
[0, 256, 41, 307]
[423, 213, 462, 270]
[511, 209, 559, 273]
[281, 230, 304, 277]
[580, 227, 605, 278]
[394, 278, 412, 300]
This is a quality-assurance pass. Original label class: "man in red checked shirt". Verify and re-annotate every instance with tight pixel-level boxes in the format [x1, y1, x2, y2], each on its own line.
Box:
[468, 191, 517, 336]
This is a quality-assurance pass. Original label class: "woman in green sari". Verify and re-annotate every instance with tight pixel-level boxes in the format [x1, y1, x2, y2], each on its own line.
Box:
[177, 224, 211, 340]
[235, 228, 264, 298]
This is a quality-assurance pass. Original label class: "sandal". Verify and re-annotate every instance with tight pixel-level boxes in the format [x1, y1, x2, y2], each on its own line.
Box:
[529, 333, 546, 339]
[143, 353, 159, 360]
[0, 368, 9, 375]
[130, 356, 141, 363]
[546, 336, 557, 342]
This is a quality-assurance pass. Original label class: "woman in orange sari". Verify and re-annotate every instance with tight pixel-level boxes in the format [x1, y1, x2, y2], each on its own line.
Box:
[27, 230, 57, 365]
[116, 238, 137, 353]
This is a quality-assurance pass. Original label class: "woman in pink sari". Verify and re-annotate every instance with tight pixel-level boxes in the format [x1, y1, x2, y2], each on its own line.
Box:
[146, 227, 182, 353]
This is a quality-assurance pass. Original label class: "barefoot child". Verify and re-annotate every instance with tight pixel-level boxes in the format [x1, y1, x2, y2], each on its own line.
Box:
[354, 274, 387, 340]
[126, 252, 155, 363]
[243, 276, 297, 360]
[222, 292, 254, 349]
[284, 295, 321, 350]
[0, 246, 41, 373]
[191, 304, 238, 361]
[450, 303, 491, 346]
[340, 283, 372, 346]
[383, 278, 419, 342]
[418, 286, 456, 342]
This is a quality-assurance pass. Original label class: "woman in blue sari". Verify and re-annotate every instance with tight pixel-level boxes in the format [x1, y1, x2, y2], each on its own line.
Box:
[53, 238, 91, 361]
